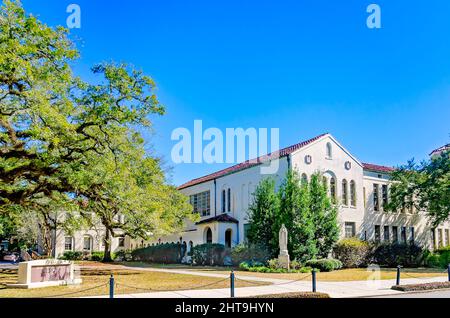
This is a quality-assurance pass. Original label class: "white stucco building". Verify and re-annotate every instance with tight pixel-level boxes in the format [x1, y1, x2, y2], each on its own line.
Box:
[54, 133, 450, 257]
[131, 133, 449, 253]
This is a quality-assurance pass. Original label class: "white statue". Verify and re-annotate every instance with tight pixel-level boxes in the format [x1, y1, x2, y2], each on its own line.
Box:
[278, 224, 290, 269]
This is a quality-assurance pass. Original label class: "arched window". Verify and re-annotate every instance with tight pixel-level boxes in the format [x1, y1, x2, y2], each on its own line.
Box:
[225, 229, 232, 248]
[350, 180, 356, 207]
[326, 142, 332, 159]
[205, 227, 212, 244]
[342, 179, 348, 205]
[227, 188, 231, 212]
[301, 173, 308, 184]
[221, 189, 226, 213]
[330, 177, 336, 200]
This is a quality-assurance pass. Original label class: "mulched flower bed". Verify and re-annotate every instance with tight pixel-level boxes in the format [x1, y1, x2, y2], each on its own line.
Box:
[392, 281, 450, 292]
[244, 292, 330, 298]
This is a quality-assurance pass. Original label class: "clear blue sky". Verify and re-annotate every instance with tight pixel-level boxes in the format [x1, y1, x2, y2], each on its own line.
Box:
[22, 0, 450, 185]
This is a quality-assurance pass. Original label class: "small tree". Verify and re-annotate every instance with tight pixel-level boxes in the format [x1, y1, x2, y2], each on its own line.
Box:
[308, 173, 339, 258]
[247, 178, 279, 256]
[277, 170, 317, 263]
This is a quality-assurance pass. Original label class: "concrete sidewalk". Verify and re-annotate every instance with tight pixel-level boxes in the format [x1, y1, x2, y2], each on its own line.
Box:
[83, 264, 448, 298]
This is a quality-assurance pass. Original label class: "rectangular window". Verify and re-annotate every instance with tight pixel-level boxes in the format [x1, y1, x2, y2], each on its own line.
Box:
[221, 190, 226, 213]
[392, 226, 398, 243]
[83, 237, 91, 251]
[189, 191, 211, 216]
[401, 227, 407, 244]
[374, 225, 381, 242]
[345, 222, 356, 238]
[383, 226, 390, 241]
[64, 237, 73, 251]
[410, 227, 415, 244]
[445, 229, 449, 247]
[118, 237, 125, 248]
[227, 188, 231, 212]
[373, 184, 379, 211]
[438, 229, 443, 248]
[382, 185, 388, 208]
[363, 187, 366, 208]
[432, 230, 436, 249]
[243, 224, 251, 242]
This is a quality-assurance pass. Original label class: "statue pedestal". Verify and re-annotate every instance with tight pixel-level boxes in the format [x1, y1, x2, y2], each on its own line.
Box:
[278, 250, 290, 270]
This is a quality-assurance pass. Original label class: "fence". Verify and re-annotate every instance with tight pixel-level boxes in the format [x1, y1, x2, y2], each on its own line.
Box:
[20, 263, 450, 298]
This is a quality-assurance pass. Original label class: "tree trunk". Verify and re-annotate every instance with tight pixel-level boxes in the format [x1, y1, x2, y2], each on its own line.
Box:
[103, 228, 112, 262]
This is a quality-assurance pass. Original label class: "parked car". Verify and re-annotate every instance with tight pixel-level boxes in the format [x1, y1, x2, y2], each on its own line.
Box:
[2, 253, 19, 262]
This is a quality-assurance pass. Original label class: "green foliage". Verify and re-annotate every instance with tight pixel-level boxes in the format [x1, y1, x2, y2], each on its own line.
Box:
[115, 250, 133, 262]
[230, 243, 271, 266]
[239, 260, 313, 273]
[60, 251, 83, 261]
[191, 243, 229, 266]
[305, 258, 343, 272]
[90, 251, 116, 262]
[372, 243, 426, 267]
[386, 152, 450, 226]
[247, 171, 339, 264]
[131, 243, 183, 264]
[333, 238, 371, 268]
[424, 247, 450, 268]
[246, 178, 279, 254]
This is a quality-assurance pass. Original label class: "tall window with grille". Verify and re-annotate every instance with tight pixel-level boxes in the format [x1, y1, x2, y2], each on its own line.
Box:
[383, 226, 390, 241]
[381, 184, 388, 208]
[410, 227, 415, 244]
[64, 237, 73, 251]
[373, 184, 379, 211]
[374, 225, 381, 242]
[344, 222, 356, 238]
[227, 188, 231, 212]
[401, 227, 407, 243]
[392, 226, 398, 243]
[342, 179, 348, 205]
[221, 190, 226, 213]
[330, 177, 336, 202]
[190, 191, 211, 217]
[350, 180, 356, 207]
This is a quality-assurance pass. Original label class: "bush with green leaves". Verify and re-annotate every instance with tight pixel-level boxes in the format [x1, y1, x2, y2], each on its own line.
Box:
[191, 243, 229, 266]
[231, 243, 271, 266]
[372, 243, 426, 267]
[333, 238, 371, 268]
[305, 258, 342, 272]
[89, 251, 116, 262]
[131, 243, 183, 264]
[115, 250, 133, 262]
[60, 251, 83, 261]
[239, 261, 313, 273]
[424, 247, 450, 268]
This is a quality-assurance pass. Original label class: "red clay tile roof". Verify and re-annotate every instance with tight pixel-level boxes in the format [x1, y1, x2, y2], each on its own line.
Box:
[362, 163, 395, 173]
[429, 144, 450, 156]
[196, 214, 239, 225]
[178, 133, 329, 189]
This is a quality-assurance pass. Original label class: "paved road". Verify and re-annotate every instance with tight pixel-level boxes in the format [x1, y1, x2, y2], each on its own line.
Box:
[372, 289, 450, 298]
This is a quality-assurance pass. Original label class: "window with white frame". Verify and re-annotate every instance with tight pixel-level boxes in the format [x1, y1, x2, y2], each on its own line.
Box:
[383, 226, 390, 241]
[350, 180, 356, 207]
[330, 177, 336, 201]
[373, 184, 379, 211]
[374, 225, 381, 242]
[382, 184, 388, 208]
[342, 179, 348, 205]
[190, 191, 211, 216]
[83, 236, 92, 251]
[344, 222, 356, 238]
[64, 237, 73, 251]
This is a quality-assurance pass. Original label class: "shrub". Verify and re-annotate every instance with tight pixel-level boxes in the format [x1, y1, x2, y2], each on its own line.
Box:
[372, 243, 426, 267]
[89, 251, 116, 262]
[231, 243, 271, 266]
[60, 251, 83, 261]
[115, 250, 133, 261]
[425, 247, 450, 268]
[305, 258, 342, 272]
[333, 238, 371, 268]
[131, 243, 183, 264]
[191, 243, 229, 266]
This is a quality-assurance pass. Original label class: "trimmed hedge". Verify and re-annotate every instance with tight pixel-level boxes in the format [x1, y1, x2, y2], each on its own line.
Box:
[60, 251, 83, 260]
[425, 247, 450, 268]
[131, 243, 183, 264]
[305, 258, 343, 272]
[89, 251, 116, 261]
[333, 238, 371, 268]
[372, 243, 425, 267]
[392, 281, 450, 292]
[191, 243, 229, 266]
[231, 243, 271, 266]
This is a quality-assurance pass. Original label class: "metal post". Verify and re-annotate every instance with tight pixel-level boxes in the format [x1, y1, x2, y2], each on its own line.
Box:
[396, 265, 401, 286]
[447, 264, 450, 282]
[230, 270, 235, 298]
[312, 269, 317, 292]
[109, 274, 115, 299]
